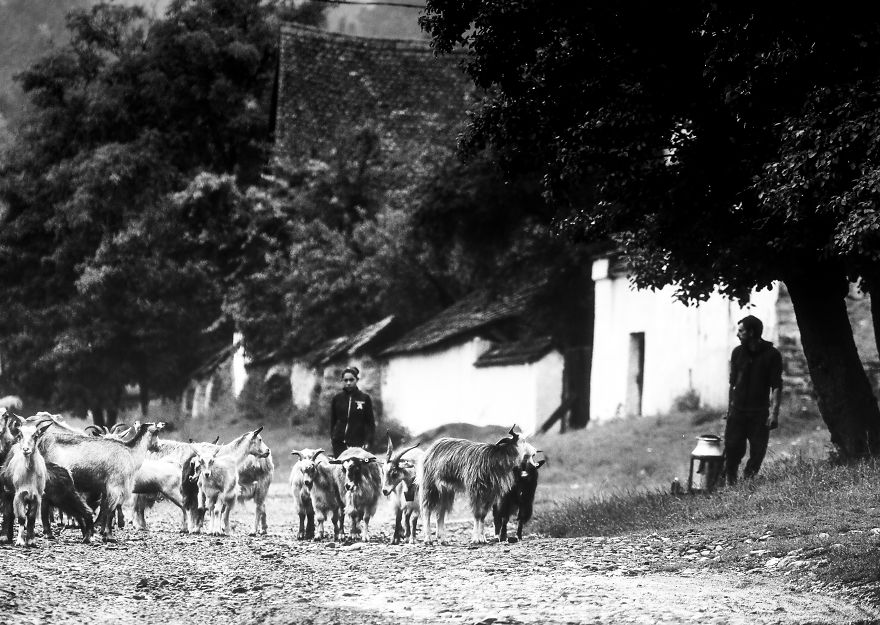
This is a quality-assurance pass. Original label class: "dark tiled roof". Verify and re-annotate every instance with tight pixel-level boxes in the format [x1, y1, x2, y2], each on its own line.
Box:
[381, 285, 543, 356]
[303, 315, 397, 366]
[276, 23, 475, 163]
[473, 336, 556, 368]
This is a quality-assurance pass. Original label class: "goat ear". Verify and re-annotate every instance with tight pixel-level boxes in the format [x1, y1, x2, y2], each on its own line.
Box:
[385, 432, 393, 462]
[291, 450, 302, 458]
[400, 460, 415, 469]
[536, 459, 547, 468]
[508, 424, 519, 441]
[327, 458, 342, 465]
[36, 421, 52, 437]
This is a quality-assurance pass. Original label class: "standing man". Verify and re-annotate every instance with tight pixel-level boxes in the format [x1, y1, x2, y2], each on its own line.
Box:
[724, 314, 783, 485]
[329, 366, 375, 457]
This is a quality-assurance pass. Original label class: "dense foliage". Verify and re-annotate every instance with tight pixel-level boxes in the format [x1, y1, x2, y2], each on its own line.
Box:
[0, 0, 323, 421]
[421, 1, 880, 456]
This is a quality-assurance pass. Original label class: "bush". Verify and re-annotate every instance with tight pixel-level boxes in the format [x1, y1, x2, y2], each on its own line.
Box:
[673, 388, 701, 412]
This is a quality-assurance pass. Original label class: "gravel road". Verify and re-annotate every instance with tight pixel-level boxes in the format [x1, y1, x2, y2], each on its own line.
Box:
[0, 484, 875, 625]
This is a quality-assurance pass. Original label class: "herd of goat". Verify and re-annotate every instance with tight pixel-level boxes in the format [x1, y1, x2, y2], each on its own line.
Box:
[0, 406, 545, 548]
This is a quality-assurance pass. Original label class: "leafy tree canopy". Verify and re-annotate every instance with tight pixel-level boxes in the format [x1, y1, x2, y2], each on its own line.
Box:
[0, 0, 326, 419]
[421, 1, 880, 456]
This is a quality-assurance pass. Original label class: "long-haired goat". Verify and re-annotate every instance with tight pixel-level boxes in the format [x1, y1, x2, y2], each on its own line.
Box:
[492, 454, 545, 543]
[0, 418, 52, 546]
[381, 436, 423, 545]
[1, 410, 94, 543]
[41, 462, 94, 543]
[190, 427, 269, 536]
[329, 447, 381, 542]
[418, 425, 531, 545]
[289, 448, 342, 540]
[37, 418, 164, 542]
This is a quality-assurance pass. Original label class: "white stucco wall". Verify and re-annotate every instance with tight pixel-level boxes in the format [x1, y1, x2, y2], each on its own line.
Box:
[232, 332, 249, 399]
[289, 362, 318, 410]
[381, 338, 564, 436]
[590, 259, 779, 421]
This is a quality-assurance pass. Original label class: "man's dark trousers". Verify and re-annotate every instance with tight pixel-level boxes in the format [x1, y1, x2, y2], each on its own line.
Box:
[724, 411, 770, 485]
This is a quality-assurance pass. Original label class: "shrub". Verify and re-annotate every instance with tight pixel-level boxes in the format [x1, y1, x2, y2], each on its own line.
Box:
[673, 388, 701, 412]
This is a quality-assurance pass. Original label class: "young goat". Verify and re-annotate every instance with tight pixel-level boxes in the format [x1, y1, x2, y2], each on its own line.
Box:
[330, 447, 381, 542]
[236, 449, 274, 536]
[0, 418, 52, 546]
[492, 454, 546, 543]
[290, 448, 342, 541]
[381, 436, 423, 545]
[180, 438, 221, 532]
[190, 428, 269, 536]
[419, 425, 531, 545]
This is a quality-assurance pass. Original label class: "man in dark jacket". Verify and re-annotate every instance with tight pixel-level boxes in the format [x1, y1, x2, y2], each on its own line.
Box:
[724, 315, 783, 485]
[329, 366, 375, 457]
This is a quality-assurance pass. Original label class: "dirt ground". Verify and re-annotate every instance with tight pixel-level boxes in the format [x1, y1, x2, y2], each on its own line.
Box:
[0, 483, 876, 625]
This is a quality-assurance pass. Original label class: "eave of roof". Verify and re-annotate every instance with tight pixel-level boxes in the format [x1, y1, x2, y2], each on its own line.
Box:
[381, 284, 543, 357]
[473, 336, 556, 368]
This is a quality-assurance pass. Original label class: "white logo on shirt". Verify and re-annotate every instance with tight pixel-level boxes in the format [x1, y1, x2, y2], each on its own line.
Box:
[355, 401, 365, 410]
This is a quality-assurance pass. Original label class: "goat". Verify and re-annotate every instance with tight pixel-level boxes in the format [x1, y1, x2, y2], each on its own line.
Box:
[418, 425, 532, 545]
[190, 427, 269, 536]
[329, 447, 381, 542]
[0, 418, 51, 546]
[180, 438, 221, 533]
[1, 410, 94, 542]
[381, 436, 423, 545]
[236, 450, 274, 536]
[37, 419, 164, 542]
[41, 462, 94, 543]
[191, 446, 238, 536]
[129, 435, 216, 533]
[289, 449, 317, 539]
[289, 448, 342, 540]
[492, 455, 546, 543]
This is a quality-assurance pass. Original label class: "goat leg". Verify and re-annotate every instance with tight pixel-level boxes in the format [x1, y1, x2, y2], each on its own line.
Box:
[392, 508, 403, 545]
[41, 504, 55, 540]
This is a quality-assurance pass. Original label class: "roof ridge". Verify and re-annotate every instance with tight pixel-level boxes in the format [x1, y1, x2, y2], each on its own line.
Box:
[280, 22, 440, 49]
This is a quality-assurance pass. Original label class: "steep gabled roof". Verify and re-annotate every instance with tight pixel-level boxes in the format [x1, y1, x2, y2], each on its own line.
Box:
[276, 23, 475, 163]
[302, 315, 397, 367]
[474, 336, 556, 367]
[381, 285, 543, 356]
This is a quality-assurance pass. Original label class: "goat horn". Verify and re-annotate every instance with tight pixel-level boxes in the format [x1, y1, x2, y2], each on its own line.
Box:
[253, 426, 263, 436]
[83, 425, 102, 436]
[311, 448, 325, 461]
[385, 431, 393, 462]
[212, 436, 220, 445]
[391, 441, 420, 464]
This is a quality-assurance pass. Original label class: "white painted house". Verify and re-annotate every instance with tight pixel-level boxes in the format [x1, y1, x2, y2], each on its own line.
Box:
[380, 290, 564, 436]
[589, 256, 783, 421]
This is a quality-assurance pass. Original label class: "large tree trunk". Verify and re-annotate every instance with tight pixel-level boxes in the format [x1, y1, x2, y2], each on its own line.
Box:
[786, 270, 880, 458]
